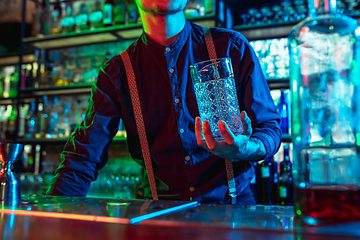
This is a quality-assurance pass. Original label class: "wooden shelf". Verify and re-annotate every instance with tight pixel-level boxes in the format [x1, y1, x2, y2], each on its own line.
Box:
[19, 83, 94, 96]
[267, 78, 290, 90]
[0, 54, 35, 67]
[22, 15, 216, 50]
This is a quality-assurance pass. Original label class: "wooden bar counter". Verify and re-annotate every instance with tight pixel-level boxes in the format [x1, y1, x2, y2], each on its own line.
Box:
[1, 195, 359, 240]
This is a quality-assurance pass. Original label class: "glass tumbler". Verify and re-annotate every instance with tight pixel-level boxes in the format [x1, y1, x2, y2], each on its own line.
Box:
[190, 58, 243, 139]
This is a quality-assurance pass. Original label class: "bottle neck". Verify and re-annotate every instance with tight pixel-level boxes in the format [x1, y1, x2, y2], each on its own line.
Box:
[309, 0, 337, 15]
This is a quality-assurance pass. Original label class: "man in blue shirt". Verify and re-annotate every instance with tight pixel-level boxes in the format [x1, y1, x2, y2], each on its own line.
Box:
[47, 0, 282, 204]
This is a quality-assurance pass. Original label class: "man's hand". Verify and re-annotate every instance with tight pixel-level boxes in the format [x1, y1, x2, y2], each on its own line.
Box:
[195, 111, 266, 161]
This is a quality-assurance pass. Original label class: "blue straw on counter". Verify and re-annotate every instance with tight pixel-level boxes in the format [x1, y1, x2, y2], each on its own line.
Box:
[129, 201, 200, 224]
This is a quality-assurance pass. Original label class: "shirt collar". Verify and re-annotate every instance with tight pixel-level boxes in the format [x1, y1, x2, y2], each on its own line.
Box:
[140, 20, 191, 52]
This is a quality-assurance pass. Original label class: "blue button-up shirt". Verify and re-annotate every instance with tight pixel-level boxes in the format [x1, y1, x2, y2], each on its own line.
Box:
[47, 21, 282, 204]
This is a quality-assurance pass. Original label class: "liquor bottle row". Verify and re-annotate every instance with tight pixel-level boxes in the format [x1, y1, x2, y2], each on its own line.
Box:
[19, 172, 142, 199]
[0, 95, 126, 140]
[250, 38, 289, 80]
[234, 0, 360, 26]
[31, 0, 215, 37]
[0, 95, 87, 140]
[251, 144, 293, 206]
[33, 0, 140, 37]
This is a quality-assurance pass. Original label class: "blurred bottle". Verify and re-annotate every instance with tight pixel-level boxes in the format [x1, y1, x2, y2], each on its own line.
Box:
[47, 96, 59, 138]
[0, 106, 7, 139]
[39, 62, 53, 88]
[279, 144, 293, 206]
[25, 102, 37, 139]
[114, 0, 126, 25]
[25, 64, 35, 89]
[71, 60, 83, 84]
[278, 88, 289, 134]
[89, 0, 104, 29]
[36, 97, 49, 139]
[32, 1, 42, 37]
[204, 0, 215, 14]
[103, 0, 115, 27]
[40, 0, 51, 35]
[259, 156, 278, 205]
[9, 66, 19, 98]
[83, 58, 98, 83]
[0, 69, 4, 97]
[75, 3, 89, 31]
[127, 0, 138, 24]
[57, 102, 71, 138]
[50, 0, 62, 34]
[62, 3, 75, 33]
[5, 105, 17, 140]
[18, 104, 29, 138]
[185, 0, 205, 17]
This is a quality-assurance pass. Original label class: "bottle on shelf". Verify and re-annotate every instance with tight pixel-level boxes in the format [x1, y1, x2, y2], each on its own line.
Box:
[57, 102, 71, 138]
[278, 88, 289, 134]
[62, 3, 76, 33]
[114, 0, 126, 25]
[36, 97, 49, 139]
[25, 64, 35, 89]
[47, 97, 58, 139]
[89, 0, 104, 29]
[40, 0, 51, 35]
[32, 1, 42, 37]
[5, 105, 17, 140]
[83, 57, 98, 83]
[9, 66, 19, 98]
[39, 62, 53, 88]
[103, 0, 115, 27]
[50, 0, 62, 34]
[204, 0, 215, 14]
[127, 0, 138, 24]
[18, 104, 30, 138]
[75, 3, 89, 32]
[0, 105, 7, 140]
[0, 69, 5, 98]
[279, 144, 293, 206]
[259, 156, 278, 205]
[25, 101, 37, 139]
[184, 0, 205, 17]
[71, 59, 84, 84]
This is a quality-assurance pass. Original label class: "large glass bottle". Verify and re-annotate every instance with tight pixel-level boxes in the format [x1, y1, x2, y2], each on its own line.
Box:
[289, 0, 360, 224]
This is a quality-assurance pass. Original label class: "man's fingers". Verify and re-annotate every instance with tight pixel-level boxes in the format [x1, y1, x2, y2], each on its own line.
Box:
[218, 121, 235, 145]
[241, 111, 252, 136]
[202, 120, 216, 150]
[195, 117, 204, 145]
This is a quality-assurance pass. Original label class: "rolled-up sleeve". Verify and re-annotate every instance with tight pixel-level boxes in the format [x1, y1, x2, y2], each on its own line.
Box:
[46, 67, 121, 197]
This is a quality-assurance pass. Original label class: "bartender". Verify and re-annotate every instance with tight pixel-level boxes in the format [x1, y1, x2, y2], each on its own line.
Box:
[47, 0, 282, 204]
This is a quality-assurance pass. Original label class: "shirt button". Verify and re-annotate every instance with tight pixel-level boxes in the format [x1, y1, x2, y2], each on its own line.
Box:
[169, 68, 174, 74]
[165, 47, 171, 52]
[174, 98, 180, 104]
[185, 156, 190, 161]
[179, 128, 184, 134]
[189, 187, 194, 192]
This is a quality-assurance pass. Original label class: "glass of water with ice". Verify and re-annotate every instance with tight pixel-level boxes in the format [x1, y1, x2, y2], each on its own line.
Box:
[190, 58, 243, 139]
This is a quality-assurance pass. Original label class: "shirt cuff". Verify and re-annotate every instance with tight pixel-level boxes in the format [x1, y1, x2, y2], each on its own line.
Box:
[250, 132, 276, 159]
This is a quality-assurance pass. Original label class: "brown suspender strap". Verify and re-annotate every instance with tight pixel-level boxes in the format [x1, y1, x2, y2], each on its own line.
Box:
[120, 50, 159, 200]
[203, 27, 237, 204]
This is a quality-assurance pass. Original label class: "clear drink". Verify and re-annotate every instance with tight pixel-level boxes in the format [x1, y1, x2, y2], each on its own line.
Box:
[191, 58, 243, 139]
[194, 77, 242, 139]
